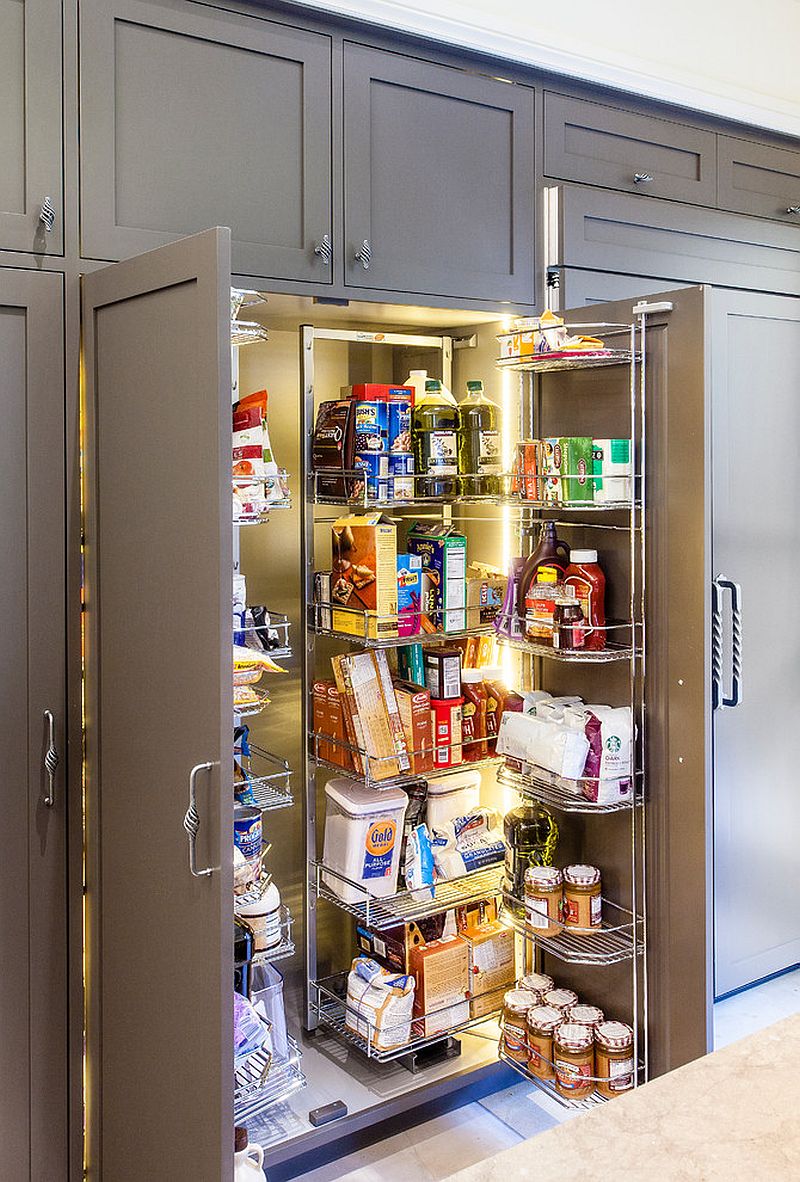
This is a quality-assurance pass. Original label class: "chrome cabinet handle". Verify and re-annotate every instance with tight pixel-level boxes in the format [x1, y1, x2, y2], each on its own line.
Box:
[634, 172, 654, 185]
[39, 197, 56, 232]
[786, 205, 800, 215]
[183, 761, 219, 877]
[43, 710, 59, 807]
[313, 233, 332, 264]
[355, 239, 372, 270]
[712, 575, 743, 710]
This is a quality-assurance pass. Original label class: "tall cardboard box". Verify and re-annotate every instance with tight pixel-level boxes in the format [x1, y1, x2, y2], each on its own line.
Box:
[392, 679, 434, 775]
[409, 936, 470, 1037]
[331, 513, 398, 639]
[462, 921, 516, 1018]
[407, 522, 467, 633]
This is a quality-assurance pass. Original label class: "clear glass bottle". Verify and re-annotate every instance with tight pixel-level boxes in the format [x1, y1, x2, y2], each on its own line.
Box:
[457, 380, 502, 498]
[411, 378, 460, 498]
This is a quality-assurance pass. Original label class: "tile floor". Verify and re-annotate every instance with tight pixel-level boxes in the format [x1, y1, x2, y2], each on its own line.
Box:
[294, 969, 800, 1181]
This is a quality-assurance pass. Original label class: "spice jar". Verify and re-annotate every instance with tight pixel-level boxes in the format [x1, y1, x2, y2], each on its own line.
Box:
[554, 1022, 595, 1099]
[565, 1003, 604, 1031]
[562, 864, 602, 929]
[501, 989, 538, 1063]
[526, 1004, 563, 1080]
[518, 972, 554, 1002]
[595, 1021, 635, 1098]
[542, 987, 578, 1014]
[524, 866, 564, 937]
[552, 596, 586, 651]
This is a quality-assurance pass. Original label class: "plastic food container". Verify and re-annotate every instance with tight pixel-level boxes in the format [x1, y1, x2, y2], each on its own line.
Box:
[236, 881, 282, 951]
[425, 769, 481, 832]
[322, 777, 409, 904]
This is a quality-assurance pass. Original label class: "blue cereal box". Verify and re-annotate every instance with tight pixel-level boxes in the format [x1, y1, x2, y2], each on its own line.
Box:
[407, 522, 467, 633]
[397, 553, 422, 638]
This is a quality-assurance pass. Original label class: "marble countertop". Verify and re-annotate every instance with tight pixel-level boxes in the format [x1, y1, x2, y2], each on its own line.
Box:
[446, 1014, 800, 1182]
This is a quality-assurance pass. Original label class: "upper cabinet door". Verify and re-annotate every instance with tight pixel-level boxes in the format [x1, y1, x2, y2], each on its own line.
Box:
[82, 229, 233, 1182]
[718, 135, 800, 222]
[79, 0, 332, 282]
[0, 0, 63, 254]
[544, 92, 717, 208]
[343, 44, 535, 303]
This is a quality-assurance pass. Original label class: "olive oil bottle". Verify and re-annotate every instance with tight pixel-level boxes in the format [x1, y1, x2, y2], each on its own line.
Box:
[411, 378, 460, 498]
[457, 380, 502, 497]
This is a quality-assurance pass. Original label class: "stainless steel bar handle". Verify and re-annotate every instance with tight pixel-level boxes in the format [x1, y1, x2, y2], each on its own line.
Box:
[183, 761, 219, 877]
[713, 575, 743, 710]
[39, 197, 56, 232]
[786, 205, 800, 216]
[313, 233, 332, 264]
[355, 239, 372, 270]
[43, 710, 59, 807]
[634, 172, 654, 185]
[711, 582, 722, 712]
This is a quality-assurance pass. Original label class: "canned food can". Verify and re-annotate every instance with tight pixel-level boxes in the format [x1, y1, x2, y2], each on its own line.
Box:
[388, 398, 412, 453]
[354, 452, 390, 501]
[234, 805, 262, 867]
[353, 401, 388, 453]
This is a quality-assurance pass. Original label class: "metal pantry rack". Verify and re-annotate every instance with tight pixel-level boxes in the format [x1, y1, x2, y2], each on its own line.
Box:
[234, 608, 292, 661]
[308, 601, 499, 648]
[234, 1034, 306, 1125]
[497, 763, 638, 814]
[497, 1047, 645, 1110]
[501, 897, 643, 966]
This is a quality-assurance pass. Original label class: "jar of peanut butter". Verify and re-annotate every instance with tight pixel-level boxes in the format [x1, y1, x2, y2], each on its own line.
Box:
[524, 865, 563, 937]
[564, 1003, 604, 1031]
[518, 971, 554, 1003]
[501, 989, 538, 1063]
[595, 1021, 635, 1097]
[562, 864, 602, 929]
[542, 987, 578, 1014]
[554, 1022, 595, 1099]
[526, 1004, 563, 1080]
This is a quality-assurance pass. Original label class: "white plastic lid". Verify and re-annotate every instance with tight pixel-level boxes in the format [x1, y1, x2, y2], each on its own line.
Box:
[427, 769, 482, 797]
[481, 666, 504, 682]
[324, 776, 409, 816]
[569, 549, 598, 564]
[236, 880, 281, 918]
[408, 370, 428, 378]
[461, 669, 485, 684]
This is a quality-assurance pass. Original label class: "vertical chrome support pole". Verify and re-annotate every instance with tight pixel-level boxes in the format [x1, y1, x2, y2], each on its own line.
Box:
[300, 324, 318, 1031]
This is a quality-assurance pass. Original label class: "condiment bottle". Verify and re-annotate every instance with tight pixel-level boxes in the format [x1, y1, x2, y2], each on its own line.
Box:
[518, 972, 554, 1001]
[562, 864, 602, 929]
[526, 1004, 564, 1080]
[552, 596, 586, 651]
[595, 1021, 635, 1097]
[457, 379, 502, 498]
[543, 987, 578, 1014]
[524, 865, 564, 936]
[403, 369, 428, 406]
[503, 804, 559, 915]
[554, 1023, 596, 1098]
[525, 567, 561, 645]
[482, 666, 504, 750]
[411, 379, 460, 498]
[565, 1003, 605, 1031]
[565, 549, 606, 652]
[485, 679, 524, 743]
[234, 1127, 267, 1181]
[518, 522, 570, 623]
[460, 669, 489, 760]
[501, 988, 538, 1062]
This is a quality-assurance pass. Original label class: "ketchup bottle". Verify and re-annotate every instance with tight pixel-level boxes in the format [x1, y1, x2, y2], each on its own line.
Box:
[565, 549, 606, 651]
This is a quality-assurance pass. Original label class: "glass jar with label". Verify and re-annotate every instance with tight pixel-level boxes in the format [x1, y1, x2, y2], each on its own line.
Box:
[554, 1022, 595, 1099]
[562, 864, 602, 929]
[552, 596, 586, 651]
[526, 1004, 563, 1080]
[524, 865, 563, 936]
[565, 1003, 604, 1031]
[595, 1021, 635, 1098]
[501, 988, 538, 1062]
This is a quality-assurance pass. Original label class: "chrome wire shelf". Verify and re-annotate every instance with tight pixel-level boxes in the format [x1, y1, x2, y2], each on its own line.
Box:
[496, 349, 639, 374]
[234, 608, 292, 660]
[309, 600, 499, 648]
[234, 1034, 305, 1124]
[501, 897, 642, 966]
[498, 1048, 609, 1109]
[234, 470, 292, 522]
[313, 861, 505, 930]
[236, 745, 294, 813]
[498, 634, 634, 664]
[234, 686, 271, 718]
[498, 764, 637, 814]
[311, 972, 501, 1063]
[250, 906, 295, 966]
[309, 729, 502, 789]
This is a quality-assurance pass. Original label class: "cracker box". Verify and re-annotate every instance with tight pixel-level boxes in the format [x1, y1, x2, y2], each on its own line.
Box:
[356, 915, 446, 974]
[392, 679, 434, 775]
[331, 513, 398, 639]
[407, 522, 467, 633]
[559, 436, 594, 504]
[465, 563, 506, 629]
[409, 936, 470, 1037]
[461, 921, 516, 1018]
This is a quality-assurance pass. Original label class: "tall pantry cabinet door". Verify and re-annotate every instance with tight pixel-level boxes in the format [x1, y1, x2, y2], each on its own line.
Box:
[343, 43, 535, 303]
[82, 228, 234, 1182]
[0, 269, 67, 1179]
[79, 0, 332, 282]
[0, 0, 63, 253]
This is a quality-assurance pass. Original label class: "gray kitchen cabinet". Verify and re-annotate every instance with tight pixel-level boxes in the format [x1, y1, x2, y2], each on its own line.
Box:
[79, 0, 332, 282]
[0, 267, 67, 1178]
[343, 43, 535, 302]
[0, 0, 63, 254]
[718, 135, 800, 222]
[555, 267, 691, 309]
[544, 92, 717, 208]
[82, 228, 234, 1181]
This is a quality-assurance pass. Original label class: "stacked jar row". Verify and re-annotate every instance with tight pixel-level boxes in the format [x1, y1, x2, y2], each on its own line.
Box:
[502, 975, 634, 1100]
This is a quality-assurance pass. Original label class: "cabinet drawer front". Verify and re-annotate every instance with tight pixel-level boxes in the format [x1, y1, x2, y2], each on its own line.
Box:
[544, 92, 717, 207]
[80, 0, 332, 281]
[718, 135, 800, 221]
[344, 43, 535, 303]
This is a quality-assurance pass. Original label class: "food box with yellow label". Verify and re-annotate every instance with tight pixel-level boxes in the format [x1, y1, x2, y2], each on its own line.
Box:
[331, 513, 398, 639]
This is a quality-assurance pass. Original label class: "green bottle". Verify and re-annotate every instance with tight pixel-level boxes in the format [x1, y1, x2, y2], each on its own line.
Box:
[458, 380, 502, 497]
[411, 379, 460, 499]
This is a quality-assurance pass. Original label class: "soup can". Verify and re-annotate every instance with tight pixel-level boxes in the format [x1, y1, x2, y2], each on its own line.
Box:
[234, 805, 262, 869]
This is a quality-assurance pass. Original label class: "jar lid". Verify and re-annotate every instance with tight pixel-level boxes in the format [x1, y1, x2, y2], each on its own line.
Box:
[519, 972, 554, 994]
[526, 1004, 563, 1034]
[563, 864, 601, 887]
[503, 988, 538, 1013]
[569, 549, 598, 564]
[525, 865, 563, 890]
[543, 988, 578, 1011]
[566, 1004, 605, 1027]
[556, 1022, 594, 1052]
[595, 1020, 634, 1050]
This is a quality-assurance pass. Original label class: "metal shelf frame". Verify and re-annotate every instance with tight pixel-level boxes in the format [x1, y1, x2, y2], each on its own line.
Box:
[497, 763, 640, 814]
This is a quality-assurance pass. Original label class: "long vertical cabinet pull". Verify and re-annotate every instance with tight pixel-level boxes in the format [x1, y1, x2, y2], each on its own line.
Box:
[183, 761, 219, 877]
[712, 575, 743, 709]
[42, 709, 59, 807]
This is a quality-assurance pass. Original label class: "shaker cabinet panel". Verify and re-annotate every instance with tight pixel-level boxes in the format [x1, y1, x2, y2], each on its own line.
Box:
[0, 267, 67, 1179]
[343, 43, 535, 303]
[544, 92, 717, 208]
[718, 135, 800, 222]
[0, 0, 63, 254]
[79, 0, 332, 281]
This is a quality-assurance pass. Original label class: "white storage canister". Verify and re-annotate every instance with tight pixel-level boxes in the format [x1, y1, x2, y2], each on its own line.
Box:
[425, 769, 482, 832]
[322, 778, 409, 904]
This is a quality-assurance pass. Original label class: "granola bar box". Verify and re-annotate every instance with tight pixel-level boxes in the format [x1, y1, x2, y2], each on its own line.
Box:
[331, 513, 398, 639]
